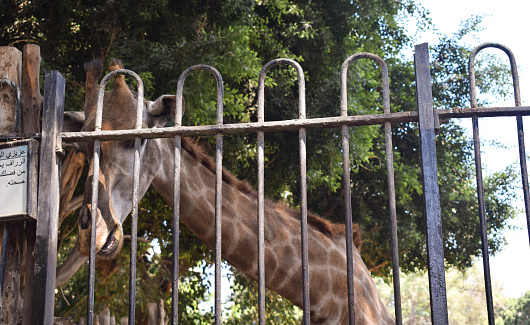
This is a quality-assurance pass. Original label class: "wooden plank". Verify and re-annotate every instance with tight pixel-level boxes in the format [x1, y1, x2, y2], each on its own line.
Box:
[148, 303, 157, 325]
[100, 306, 111, 325]
[31, 70, 65, 324]
[0, 45, 23, 325]
[157, 299, 167, 325]
[2, 224, 23, 323]
[414, 43, 449, 324]
[0, 46, 22, 134]
[21, 44, 43, 134]
[21, 46, 41, 325]
[21, 221, 35, 325]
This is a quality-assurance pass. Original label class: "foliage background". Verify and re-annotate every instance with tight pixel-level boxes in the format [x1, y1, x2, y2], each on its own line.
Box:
[0, 0, 520, 322]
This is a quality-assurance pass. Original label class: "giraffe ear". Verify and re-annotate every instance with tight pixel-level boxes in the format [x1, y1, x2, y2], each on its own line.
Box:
[147, 95, 185, 127]
[63, 111, 85, 132]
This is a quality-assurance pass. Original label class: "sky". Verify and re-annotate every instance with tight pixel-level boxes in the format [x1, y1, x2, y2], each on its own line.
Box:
[415, 0, 530, 298]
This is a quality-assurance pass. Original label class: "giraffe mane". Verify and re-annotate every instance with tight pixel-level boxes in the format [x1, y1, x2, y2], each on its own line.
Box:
[181, 137, 363, 250]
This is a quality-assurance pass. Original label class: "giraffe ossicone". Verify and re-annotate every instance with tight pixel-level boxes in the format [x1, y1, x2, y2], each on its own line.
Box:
[58, 59, 395, 324]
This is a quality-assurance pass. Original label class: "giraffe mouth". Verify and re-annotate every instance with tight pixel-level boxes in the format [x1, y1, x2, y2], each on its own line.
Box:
[98, 223, 123, 258]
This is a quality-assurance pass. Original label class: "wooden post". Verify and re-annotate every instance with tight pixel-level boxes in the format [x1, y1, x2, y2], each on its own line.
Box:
[100, 306, 111, 325]
[148, 299, 168, 325]
[21, 44, 43, 134]
[415, 43, 449, 324]
[0, 46, 22, 133]
[0, 46, 24, 324]
[21, 44, 42, 325]
[32, 70, 65, 324]
[148, 302, 157, 325]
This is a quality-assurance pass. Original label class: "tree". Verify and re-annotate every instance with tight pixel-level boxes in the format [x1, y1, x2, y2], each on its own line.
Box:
[0, 0, 518, 321]
[497, 291, 530, 325]
[375, 264, 507, 324]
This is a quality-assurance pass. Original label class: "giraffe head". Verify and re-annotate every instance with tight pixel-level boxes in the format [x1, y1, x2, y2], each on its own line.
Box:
[64, 59, 178, 258]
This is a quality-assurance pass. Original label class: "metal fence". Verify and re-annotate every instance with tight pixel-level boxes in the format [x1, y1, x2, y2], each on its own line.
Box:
[7, 41, 528, 324]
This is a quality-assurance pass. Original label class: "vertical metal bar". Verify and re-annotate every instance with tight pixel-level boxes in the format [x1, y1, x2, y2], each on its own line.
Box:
[128, 72, 144, 325]
[87, 136, 100, 325]
[213, 69, 224, 325]
[469, 43, 530, 249]
[468, 42, 522, 325]
[380, 64, 403, 325]
[173, 65, 224, 324]
[171, 70, 185, 325]
[257, 65, 266, 325]
[516, 114, 530, 247]
[86, 69, 144, 325]
[340, 58, 356, 325]
[294, 61, 309, 325]
[340, 52, 402, 324]
[85, 67, 107, 325]
[414, 43, 449, 325]
[470, 114, 495, 325]
[257, 59, 309, 324]
[31, 70, 65, 325]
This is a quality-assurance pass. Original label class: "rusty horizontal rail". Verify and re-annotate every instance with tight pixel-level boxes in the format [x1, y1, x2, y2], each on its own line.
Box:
[60, 105, 530, 142]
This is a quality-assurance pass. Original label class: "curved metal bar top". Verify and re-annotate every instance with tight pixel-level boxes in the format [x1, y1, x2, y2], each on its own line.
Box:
[173, 65, 224, 325]
[88, 69, 144, 325]
[257, 58, 308, 325]
[341, 53, 390, 115]
[468, 42, 526, 325]
[469, 42, 520, 108]
[340, 52, 401, 324]
[258, 59, 306, 119]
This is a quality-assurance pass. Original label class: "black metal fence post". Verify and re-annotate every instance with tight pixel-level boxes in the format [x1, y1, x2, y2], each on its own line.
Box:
[414, 43, 449, 325]
[32, 70, 65, 325]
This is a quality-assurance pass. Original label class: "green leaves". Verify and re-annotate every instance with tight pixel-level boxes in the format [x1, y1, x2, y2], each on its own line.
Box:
[1, 0, 521, 319]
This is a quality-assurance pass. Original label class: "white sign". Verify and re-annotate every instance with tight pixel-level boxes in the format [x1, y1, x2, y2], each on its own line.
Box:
[0, 145, 28, 217]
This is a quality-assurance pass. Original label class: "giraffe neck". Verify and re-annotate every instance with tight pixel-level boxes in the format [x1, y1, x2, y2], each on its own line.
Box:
[150, 137, 394, 324]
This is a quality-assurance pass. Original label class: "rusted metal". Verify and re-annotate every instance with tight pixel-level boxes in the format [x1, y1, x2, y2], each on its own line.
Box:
[257, 60, 266, 323]
[256, 62, 267, 325]
[171, 65, 225, 325]
[61, 106, 530, 143]
[415, 43, 449, 325]
[46, 45, 530, 325]
[87, 69, 144, 325]
[468, 42, 525, 325]
[341, 52, 402, 324]
[257, 58, 310, 324]
[171, 65, 185, 325]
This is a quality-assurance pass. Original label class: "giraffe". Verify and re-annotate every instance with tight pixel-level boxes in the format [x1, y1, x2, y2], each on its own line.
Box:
[60, 58, 395, 324]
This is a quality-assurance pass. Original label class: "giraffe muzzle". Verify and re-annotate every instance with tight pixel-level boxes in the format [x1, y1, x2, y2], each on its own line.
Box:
[98, 223, 123, 258]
